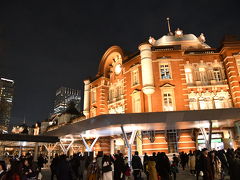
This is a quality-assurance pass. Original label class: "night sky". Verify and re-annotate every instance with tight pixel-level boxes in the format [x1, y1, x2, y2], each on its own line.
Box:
[0, 0, 239, 126]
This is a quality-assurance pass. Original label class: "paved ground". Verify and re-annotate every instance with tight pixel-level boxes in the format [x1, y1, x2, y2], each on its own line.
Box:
[41, 168, 207, 180]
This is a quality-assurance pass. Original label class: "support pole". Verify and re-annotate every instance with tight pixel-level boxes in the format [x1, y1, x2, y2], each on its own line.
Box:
[120, 126, 137, 166]
[208, 120, 213, 150]
[44, 143, 59, 168]
[33, 143, 39, 162]
[80, 135, 99, 155]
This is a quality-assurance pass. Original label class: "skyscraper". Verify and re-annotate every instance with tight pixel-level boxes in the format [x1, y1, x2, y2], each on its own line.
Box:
[0, 77, 14, 131]
[53, 87, 81, 114]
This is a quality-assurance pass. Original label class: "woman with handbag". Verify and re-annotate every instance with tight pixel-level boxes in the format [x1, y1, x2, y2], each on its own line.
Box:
[102, 155, 112, 180]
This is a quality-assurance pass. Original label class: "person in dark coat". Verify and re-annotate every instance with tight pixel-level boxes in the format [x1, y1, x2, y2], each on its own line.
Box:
[143, 153, 149, 179]
[180, 152, 188, 170]
[131, 151, 143, 180]
[201, 148, 214, 180]
[195, 150, 202, 180]
[172, 154, 179, 167]
[56, 155, 73, 180]
[37, 154, 45, 171]
[156, 152, 170, 180]
[113, 153, 126, 180]
[50, 154, 59, 180]
[22, 159, 37, 180]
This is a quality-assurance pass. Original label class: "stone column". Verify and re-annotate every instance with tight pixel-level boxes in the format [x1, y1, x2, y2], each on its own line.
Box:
[83, 79, 90, 118]
[138, 43, 155, 155]
[139, 43, 155, 112]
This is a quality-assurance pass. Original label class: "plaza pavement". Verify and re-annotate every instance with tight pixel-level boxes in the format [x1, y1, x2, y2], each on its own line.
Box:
[41, 168, 205, 180]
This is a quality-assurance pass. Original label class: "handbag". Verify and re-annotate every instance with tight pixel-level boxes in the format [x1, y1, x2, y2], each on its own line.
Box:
[102, 162, 112, 173]
[199, 171, 204, 176]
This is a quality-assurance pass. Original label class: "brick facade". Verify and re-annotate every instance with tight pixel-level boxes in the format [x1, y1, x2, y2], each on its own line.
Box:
[83, 33, 240, 154]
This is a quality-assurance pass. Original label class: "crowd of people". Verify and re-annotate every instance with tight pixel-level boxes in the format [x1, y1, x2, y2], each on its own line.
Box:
[0, 148, 240, 180]
[0, 153, 46, 180]
[48, 147, 240, 180]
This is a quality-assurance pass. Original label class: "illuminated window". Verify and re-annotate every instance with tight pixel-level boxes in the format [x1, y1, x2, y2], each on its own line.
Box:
[189, 98, 199, 110]
[185, 68, 193, 84]
[109, 89, 114, 101]
[163, 92, 174, 111]
[109, 106, 125, 114]
[132, 93, 141, 113]
[91, 88, 96, 103]
[213, 68, 222, 82]
[199, 67, 208, 84]
[132, 69, 139, 86]
[199, 97, 213, 109]
[160, 63, 171, 79]
[214, 97, 225, 109]
[116, 86, 123, 100]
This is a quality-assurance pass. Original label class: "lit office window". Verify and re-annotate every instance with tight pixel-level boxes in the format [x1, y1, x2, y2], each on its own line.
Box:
[160, 63, 171, 79]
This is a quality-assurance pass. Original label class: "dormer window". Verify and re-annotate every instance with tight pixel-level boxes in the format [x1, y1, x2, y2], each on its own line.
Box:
[175, 28, 183, 38]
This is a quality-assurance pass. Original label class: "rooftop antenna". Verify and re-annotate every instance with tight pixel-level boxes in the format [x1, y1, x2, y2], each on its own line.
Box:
[166, 17, 173, 36]
[23, 115, 26, 124]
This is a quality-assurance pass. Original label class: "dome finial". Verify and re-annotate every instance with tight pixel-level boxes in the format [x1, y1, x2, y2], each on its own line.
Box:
[166, 17, 173, 36]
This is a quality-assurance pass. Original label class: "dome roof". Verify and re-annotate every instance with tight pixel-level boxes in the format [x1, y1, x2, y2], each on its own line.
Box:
[149, 29, 211, 50]
[156, 34, 198, 43]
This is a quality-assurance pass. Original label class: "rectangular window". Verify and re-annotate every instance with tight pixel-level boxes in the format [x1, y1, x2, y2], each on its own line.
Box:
[109, 89, 114, 101]
[189, 98, 199, 110]
[166, 130, 178, 153]
[91, 88, 96, 103]
[213, 68, 222, 82]
[132, 69, 139, 86]
[199, 97, 213, 109]
[185, 68, 193, 84]
[160, 63, 171, 79]
[132, 95, 141, 113]
[163, 92, 174, 111]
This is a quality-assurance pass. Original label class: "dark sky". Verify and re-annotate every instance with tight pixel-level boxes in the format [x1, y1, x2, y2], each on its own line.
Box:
[0, 0, 239, 126]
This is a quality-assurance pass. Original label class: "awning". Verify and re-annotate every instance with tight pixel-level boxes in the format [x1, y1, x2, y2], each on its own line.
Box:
[43, 108, 240, 138]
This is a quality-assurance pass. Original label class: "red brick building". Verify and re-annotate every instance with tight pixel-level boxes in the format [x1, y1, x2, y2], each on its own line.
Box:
[82, 30, 240, 155]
